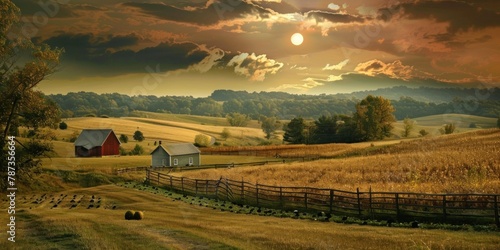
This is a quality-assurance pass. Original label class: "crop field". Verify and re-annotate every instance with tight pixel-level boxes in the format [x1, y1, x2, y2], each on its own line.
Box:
[178, 129, 500, 194]
[2, 184, 499, 249]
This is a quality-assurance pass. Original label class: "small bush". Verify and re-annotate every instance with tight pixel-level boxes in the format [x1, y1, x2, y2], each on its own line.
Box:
[125, 210, 135, 220]
[133, 211, 144, 220]
[59, 121, 68, 130]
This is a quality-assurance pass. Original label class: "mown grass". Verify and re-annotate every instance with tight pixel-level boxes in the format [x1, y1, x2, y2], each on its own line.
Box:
[2, 184, 499, 249]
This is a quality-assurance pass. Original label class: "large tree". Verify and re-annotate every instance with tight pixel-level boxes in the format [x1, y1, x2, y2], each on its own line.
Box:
[283, 117, 306, 144]
[261, 116, 280, 139]
[1, 0, 63, 189]
[354, 95, 396, 141]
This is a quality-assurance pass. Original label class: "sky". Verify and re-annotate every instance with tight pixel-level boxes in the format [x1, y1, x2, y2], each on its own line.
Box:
[11, 0, 500, 97]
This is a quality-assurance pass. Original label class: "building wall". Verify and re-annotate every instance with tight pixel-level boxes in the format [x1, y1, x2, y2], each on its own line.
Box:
[151, 149, 170, 167]
[151, 150, 200, 167]
[171, 153, 200, 167]
[75, 146, 102, 157]
[102, 132, 120, 156]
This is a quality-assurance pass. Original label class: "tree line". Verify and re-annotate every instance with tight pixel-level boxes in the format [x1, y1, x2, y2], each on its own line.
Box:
[283, 95, 396, 144]
[48, 89, 500, 120]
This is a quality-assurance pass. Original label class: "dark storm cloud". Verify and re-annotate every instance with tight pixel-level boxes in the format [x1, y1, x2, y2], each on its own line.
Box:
[43, 33, 209, 76]
[12, 0, 78, 18]
[306, 10, 365, 24]
[255, 1, 299, 14]
[380, 0, 500, 34]
[122, 0, 272, 26]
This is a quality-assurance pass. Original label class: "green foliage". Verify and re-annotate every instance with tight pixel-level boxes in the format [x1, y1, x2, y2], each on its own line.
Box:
[261, 117, 280, 139]
[194, 134, 211, 147]
[226, 112, 250, 127]
[354, 95, 396, 141]
[221, 128, 231, 139]
[0, 0, 63, 190]
[497, 117, 500, 128]
[119, 134, 128, 143]
[401, 118, 415, 138]
[59, 121, 68, 130]
[440, 123, 456, 135]
[283, 117, 306, 144]
[419, 129, 429, 137]
[469, 122, 477, 128]
[133, 130, 144, 142]
[311, 115, 337, 144]
[119, 146, 127, 156]
[130, 144, 144, 155]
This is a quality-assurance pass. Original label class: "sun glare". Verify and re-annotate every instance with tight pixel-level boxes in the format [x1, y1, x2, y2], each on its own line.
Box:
[291, 33, 304, 46]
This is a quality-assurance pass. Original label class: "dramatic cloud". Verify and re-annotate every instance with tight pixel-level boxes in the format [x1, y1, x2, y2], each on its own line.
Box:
[380, 1, 500, 35]
[323, 59, 349, 71]
[122, 1, 272, 26]
[227, 53, 284, 81]
[43, 33, 212, 77]
[354, 59, 417, 81]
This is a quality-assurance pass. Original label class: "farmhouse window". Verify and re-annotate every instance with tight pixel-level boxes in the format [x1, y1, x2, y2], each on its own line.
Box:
[173, 158, 178, 166]
[189, 157, 193, 165]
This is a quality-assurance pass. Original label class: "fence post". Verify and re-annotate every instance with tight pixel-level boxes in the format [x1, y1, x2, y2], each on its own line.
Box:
[146, 169, 150, 183]
[169, 175, 173, 190]
[241, 179, 245, 203]
[304, 192, 308, 210]
[369, 187, 373, 219]
[181, 177, 184, 192]
[279, 186, 283, 209]
[395, 193, 400, 220]
[356, 188, 362, 217]
[195, 180, 198, 196]
[494, 195, 499, 227]
[329, 190, 334, 214]
[442, 195, 447, 222]
[256, 183, 259, 207]
[157, 172, 160, 186]
[205, 180, 208, 196]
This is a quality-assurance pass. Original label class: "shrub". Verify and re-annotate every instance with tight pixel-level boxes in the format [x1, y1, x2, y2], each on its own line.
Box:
[133, 211, 144, 220]
[59, 121, 68, 130]
[125, 210, 135, 220]
[221, 128, 231, 139]
[419, 129, 429, 137]
[133, 130, 144, 142]
[119, 134, 128, 143]
[131, 144, 144, 155]
[194, 134, 211, 147]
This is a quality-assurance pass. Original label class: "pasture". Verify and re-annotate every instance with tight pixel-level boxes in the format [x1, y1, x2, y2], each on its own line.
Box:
[1, 184, 499, 249]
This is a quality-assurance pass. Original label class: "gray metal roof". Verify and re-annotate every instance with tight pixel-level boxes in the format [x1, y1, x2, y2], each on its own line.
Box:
[74, 129, 119, 149]
[153, 143, 200, 156]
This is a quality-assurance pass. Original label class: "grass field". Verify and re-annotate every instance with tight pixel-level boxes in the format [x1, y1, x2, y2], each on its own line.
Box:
[178, 129, 500, 194]
[2, 184, 499, 249]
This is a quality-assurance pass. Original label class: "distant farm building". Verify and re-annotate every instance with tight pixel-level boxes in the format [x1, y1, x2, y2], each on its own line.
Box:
[151, 142, 200, 167]
[74, 129, 121, 157]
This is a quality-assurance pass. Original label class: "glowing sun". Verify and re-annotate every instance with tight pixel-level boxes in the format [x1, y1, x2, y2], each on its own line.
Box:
[291, 33, 304, 46]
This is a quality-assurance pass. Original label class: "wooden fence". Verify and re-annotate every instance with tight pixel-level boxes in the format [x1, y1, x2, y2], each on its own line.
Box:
[115, 160, 285, 175]
[146, 169, 500, 226]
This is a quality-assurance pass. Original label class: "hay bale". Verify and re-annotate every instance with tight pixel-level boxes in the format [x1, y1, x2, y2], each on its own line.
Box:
[133, 211, 144, 220]
[125, 210, 135, 220]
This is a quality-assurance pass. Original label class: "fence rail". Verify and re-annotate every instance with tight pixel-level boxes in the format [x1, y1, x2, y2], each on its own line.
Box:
[146, 169, 500, 226]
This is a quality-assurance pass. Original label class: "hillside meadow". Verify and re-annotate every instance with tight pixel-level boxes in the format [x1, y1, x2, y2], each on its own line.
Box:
[177, 129, 500, 194]
[1, 184, 499, 249]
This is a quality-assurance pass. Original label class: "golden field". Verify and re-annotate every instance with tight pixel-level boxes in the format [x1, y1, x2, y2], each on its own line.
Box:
[177, 129, 500, 194]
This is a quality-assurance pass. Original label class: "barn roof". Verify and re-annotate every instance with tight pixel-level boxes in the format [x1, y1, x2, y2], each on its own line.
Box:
[152, 143, 200, 156]
[74, 129, 120, 149]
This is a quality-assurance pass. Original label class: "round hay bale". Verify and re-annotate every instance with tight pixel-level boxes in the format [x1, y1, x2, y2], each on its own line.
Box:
[125, 210, 135, 220]
[133, 211, 144, 220]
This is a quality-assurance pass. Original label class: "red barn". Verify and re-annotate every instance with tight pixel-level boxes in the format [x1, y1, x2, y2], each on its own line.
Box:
[74, 129, 121, 157]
